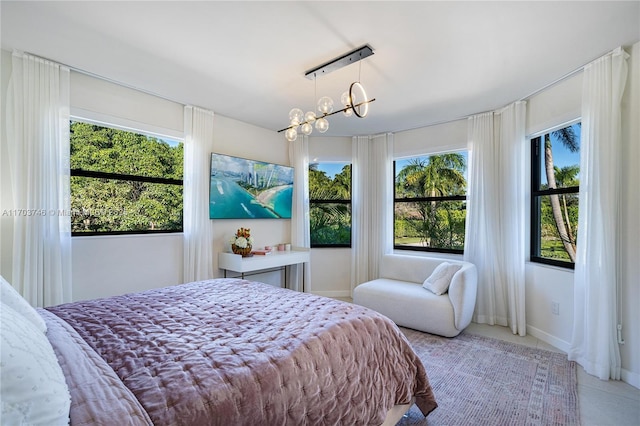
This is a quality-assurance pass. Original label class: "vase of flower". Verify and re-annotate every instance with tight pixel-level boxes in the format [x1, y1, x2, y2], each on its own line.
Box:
[230, 227, 254, 257]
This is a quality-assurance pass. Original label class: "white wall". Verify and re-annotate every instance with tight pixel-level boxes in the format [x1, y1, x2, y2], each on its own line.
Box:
[307, 136, 352, 295]
[306, 43, 640, 387]
[523, 69, 583, 350]
[210, 114, 291, 287]
[523, 42, 640, 387]
[0, 51, 294, 299]
[2, 42, 638, 386]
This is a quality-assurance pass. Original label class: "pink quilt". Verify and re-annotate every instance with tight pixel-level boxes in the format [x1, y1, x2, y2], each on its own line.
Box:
[45, 279, 437, 425]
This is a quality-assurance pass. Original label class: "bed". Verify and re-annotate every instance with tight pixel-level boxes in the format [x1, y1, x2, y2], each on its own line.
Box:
[1, 277, 437, 425]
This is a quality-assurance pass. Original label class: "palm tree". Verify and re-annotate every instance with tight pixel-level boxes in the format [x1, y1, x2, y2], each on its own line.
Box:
[554, 164, 579, 254]
[396, 154, 466, 247]
[544, 125, 579, 262]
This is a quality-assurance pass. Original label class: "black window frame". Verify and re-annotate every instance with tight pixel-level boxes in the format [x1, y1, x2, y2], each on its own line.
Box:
[530, 134, 579, 269]
[70, 121, 184, 237]
[393, 155, 467, 255]
[308, 162, 352, 248]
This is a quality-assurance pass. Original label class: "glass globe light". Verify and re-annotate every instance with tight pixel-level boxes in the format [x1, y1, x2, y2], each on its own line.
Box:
[304, 111, 316, 124]
[343, 107, 353, 117]
[340, 91, 352, 107]
[285, 128, 298, 142]
[315, 117, 329, 133]
[300, 122, 313, 135]
[317, 96, 334, 114]
[289, 108, 304, 125]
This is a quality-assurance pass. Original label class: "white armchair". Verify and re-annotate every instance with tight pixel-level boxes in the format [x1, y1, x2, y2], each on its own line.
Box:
[353, 254, 477, 337]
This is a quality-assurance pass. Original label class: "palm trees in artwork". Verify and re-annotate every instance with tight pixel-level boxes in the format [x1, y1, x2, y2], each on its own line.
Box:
[543, 125, 580, 262]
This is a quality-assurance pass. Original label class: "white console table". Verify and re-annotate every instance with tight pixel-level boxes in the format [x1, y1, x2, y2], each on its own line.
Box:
[218, 248, 310, 292]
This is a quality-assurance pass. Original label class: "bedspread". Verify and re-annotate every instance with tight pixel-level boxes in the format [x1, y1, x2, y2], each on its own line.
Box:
[45, 279, 436, 425]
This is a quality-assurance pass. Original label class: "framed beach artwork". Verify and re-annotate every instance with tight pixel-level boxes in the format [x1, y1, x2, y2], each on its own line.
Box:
[209, 153, 294, 219]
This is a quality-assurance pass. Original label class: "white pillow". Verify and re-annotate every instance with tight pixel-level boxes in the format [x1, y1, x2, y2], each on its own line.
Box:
[0, 303, 71, 425]
[0, 275, 47, 333]
[422, 262, 462, 295]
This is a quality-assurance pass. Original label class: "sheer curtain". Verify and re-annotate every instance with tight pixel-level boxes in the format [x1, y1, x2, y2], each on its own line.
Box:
[351, 133, 394, 294]
[6, 51, 72, 307]
[288, 136, 311, 292]
[464, 101, 526, 335]
[569, 47, 629, 380]
[183, 106, 214, 282]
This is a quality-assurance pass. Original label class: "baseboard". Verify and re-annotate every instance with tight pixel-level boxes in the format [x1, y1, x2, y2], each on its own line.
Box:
[527, 326, 640, 390]
[621, 368, 640, 390]
[526, 325, 571, 353]
[310, 290, 352, 298]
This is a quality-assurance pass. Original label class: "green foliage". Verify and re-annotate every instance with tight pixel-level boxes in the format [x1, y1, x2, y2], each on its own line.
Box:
[309, 164, 351, 245]
[394, 154, 467, 250]
[70, 122, 183, 233]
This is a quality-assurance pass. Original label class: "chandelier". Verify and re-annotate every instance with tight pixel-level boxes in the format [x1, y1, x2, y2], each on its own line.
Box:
[279, 45, 376, 141]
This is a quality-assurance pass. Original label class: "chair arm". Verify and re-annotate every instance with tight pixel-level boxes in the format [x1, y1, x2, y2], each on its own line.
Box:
[447, 264, 478, 330]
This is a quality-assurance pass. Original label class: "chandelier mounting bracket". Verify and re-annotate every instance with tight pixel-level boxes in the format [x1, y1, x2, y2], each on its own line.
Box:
[304, 45, 374, 79]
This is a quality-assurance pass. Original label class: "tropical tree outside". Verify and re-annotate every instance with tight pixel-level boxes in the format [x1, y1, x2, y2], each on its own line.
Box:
[532, 122, 580, 264]
[308, 163, 351, 246]
[70, 122, 183, 234]
[394, 152, 467, 252]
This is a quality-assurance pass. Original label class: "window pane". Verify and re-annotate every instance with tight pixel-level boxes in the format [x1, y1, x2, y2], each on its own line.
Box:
[395, 153, 467, 198]
[533, 193, 579, 263]
[309, 162, 352, 247]
[310, 203, 351, 246]
[536, 123, 581, 190]
[70, 122, 183, 180]
[394, 200, 466, 250]
[309, 163, 351, 200]
[71, 177, 183, 233]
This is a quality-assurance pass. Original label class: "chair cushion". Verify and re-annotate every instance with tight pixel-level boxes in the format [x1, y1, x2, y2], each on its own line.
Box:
[422, 262, 462, 295]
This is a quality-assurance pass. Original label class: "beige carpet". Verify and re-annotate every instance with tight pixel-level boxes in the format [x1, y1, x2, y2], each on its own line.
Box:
[399, 328, 580, 426]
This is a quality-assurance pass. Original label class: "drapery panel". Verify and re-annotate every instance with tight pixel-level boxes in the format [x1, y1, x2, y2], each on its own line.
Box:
[183, 106, 214, 282]
[569, 47, 629, 381]
[288, 136, 311, 292]
[6, 51, 72, 307]
[464, 101, 527, 335]
[351, 133, 394, 294]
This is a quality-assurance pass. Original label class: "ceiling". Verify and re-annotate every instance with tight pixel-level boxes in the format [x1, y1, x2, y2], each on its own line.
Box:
[1, 1, 639, 137]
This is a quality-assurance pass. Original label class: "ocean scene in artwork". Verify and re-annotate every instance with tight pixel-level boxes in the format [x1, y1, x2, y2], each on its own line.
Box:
[210, 153, 294, 219]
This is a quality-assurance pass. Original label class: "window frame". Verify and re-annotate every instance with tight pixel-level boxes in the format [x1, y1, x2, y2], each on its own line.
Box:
[529, 129, 579, 269]
[308, 162, 352, 248]
[393, 152, 467, 255]
[70, 120, 184, 237]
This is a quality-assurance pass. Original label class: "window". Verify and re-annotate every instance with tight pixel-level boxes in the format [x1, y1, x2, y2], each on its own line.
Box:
[308, 162, 351, 247]
[70, 121, 183, 235]
[394, 152, 467, 253]
[530, 122, 581, 268]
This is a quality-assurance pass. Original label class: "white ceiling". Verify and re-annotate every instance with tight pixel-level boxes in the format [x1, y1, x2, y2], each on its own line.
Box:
[2, 1, 639, 137]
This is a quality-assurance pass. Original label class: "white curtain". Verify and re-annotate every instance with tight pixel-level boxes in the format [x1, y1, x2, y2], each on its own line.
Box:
[351, 133, 394, 294]
[464, 101, 526, 335]
[569, 47, 629, 380]
[288, 135, 311, 292]
[183, 106, 215, 282]
[6, 51, 71, 307]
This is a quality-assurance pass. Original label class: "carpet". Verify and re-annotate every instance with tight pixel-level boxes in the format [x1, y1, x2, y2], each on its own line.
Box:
[399, 328, 580, 426]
